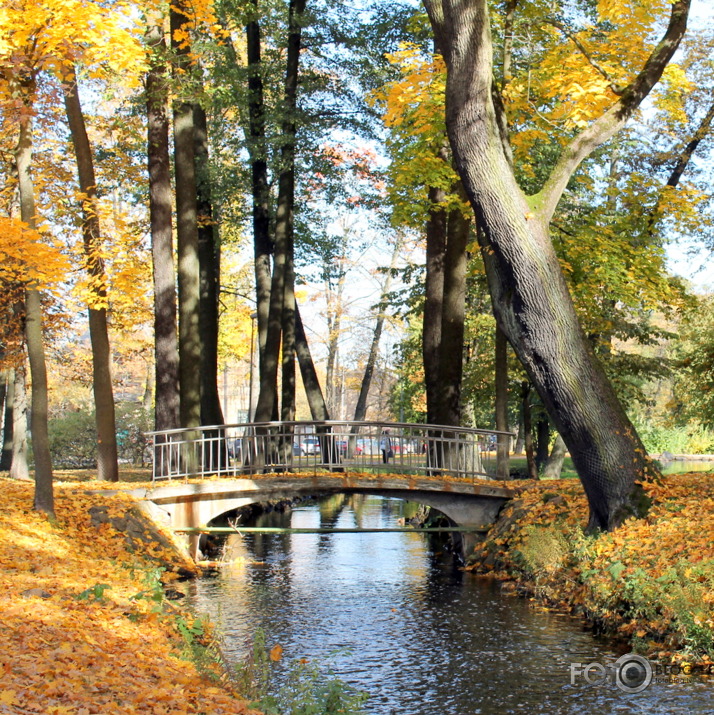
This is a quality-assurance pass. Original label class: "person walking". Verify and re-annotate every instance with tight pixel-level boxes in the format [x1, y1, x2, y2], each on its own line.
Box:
[380, 429, 393, 464]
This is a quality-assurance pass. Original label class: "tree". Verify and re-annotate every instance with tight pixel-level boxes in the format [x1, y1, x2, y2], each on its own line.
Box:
[422, 0, 692, 530]
[146, 22, 181, 432]
[171, 1, 203, 430]
[62, 67, 119, 482]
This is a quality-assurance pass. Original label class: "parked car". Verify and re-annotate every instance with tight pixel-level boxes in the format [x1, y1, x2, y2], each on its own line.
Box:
[298, 437, 321, 455]
[336, 440, 363, 456]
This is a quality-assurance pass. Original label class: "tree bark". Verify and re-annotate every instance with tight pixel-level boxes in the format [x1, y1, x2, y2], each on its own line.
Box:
[146, 23, 180, 432]
[543, 433, 567, 480]
[15, 91, 54, 513]
[0, 369, 12, 471]
[520, 381, 538, 480]
[194, 103, 225, 428]
[422, 183, 447, 426]
[324, 249, 347, 416]
[494, 323, 510, 479]
[433, 203, 470, 426]
[535, 415, 550, 474]
[9, 365, 30, 481]
[295, 304, 330, 421]
[246, 0, 273, 377]
[171, 2, 202, 429]
[63, 68, 119, 482]
[423, 0, 691, 530]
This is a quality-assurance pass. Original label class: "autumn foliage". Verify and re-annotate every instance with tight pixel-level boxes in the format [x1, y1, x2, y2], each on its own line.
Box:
[0, 477, 259, 715]
[468, 472, 714, 664]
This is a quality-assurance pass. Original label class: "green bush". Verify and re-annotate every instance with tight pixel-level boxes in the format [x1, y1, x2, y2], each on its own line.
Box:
[236, 629, 369, 715]
[512, 525, 568, 576]
[633, 421, 714, 455]
[46, 403, 152, 468]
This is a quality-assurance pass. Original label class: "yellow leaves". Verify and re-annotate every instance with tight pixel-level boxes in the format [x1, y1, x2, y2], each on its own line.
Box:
[0, 477, 256, 714]
[0, 0, 147, 86]
[470, 472, 714, 662]
[0, 217, 70, 291]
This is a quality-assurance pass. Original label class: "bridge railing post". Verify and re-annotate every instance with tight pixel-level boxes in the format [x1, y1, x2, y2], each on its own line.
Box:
[147, 420, 511, 482]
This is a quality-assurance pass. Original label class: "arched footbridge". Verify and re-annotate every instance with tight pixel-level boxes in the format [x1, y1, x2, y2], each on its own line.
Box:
[139, 420, 516, 557]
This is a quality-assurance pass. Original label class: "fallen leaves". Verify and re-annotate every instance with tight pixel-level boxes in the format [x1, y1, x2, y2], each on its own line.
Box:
[0, 477, 260, 714]
[468, 472, 714, 664]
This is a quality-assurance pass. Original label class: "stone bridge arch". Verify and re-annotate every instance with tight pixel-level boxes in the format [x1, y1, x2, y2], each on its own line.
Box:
[131, 476, 513, 558]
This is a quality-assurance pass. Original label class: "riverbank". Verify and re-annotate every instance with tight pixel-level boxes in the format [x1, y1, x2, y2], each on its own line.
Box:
[0, 476, 258, 714]
[466, 471, 714, 667]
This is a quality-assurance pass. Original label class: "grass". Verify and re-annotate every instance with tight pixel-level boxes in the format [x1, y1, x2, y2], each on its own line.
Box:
[468, 471, 714, 665]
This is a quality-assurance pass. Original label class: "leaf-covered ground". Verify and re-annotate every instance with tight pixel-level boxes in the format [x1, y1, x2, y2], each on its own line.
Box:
[467, 472, 714, 666]
[0, 477, 259, 715]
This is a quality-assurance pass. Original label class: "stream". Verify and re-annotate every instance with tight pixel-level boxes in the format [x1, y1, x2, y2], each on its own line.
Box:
[186, 494, 712, 714]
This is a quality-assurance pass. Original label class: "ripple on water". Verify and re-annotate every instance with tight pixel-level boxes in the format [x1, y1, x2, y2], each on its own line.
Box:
[187, 496, 712, 715]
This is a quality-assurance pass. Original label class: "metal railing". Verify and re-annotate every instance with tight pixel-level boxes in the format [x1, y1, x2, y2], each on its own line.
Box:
[147, 420, 510, 483]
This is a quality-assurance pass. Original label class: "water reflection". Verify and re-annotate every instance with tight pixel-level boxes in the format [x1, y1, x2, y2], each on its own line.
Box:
[187, 496, 711, 714]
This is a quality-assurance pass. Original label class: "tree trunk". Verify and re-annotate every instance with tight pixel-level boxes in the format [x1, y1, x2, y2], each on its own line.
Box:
[422, 0, 691, 530]
[146, 23, 180, 432]
[543, 433, 567, 480]
[295, 304, 329, 421]
[494, 323, 510, 479]
[62, 68, 119, 482]
[194, 103, 225, 428]
[521, 381, 538, 480]
[535, 415, 550, 473]
[15, 91, 54, 514]
[254, 0, 306, 424]
[9, 365, 30, 481]
[324, 252, 347, 416]
[352, 236, 402, 425]
[281, 249, 296, 425]
[433, 203, 470, 426]
[513, 418, 524, 455]
[246, 0, 273, 377]
[0, 369, 12, 471]
[171, 2, 202, 430]
[422, 182, 447, 426]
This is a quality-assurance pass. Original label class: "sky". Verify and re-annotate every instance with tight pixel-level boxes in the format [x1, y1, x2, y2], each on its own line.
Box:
[663, 0, 714, 293]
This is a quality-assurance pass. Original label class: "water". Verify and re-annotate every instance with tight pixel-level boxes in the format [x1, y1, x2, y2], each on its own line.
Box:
[660, 459, 714, 475]
[187, 495, 712, 714]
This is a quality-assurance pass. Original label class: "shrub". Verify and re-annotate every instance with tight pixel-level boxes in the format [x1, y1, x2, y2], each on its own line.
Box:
[45, 403, 152, 468]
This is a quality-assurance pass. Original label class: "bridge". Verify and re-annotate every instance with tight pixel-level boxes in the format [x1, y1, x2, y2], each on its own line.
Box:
[142, 420, 515, 558]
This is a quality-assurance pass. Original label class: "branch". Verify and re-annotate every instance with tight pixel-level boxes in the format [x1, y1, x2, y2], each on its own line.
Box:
[547, 19, 625, 95]
[665, 97, 714, 188]
[535, 0, 691, 223]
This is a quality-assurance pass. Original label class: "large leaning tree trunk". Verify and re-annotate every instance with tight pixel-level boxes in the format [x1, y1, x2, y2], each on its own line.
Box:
[63, 67, 119, 483]
[14, 81, 54, 514]
[423, 0, 691, 531]
[146, 23, 180, 433]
